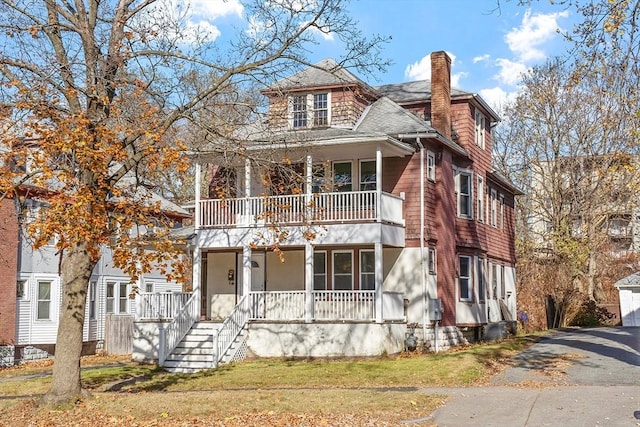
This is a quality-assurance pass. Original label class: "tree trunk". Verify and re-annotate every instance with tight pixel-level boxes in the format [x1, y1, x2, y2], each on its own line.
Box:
[42, 242, 97, 405]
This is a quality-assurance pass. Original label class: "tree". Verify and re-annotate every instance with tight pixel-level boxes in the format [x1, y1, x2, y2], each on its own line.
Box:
[0, 0, 388, 405]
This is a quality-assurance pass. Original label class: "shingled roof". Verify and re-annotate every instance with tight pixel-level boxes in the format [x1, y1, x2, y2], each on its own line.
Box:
[266, 58, 377, 94]
[375, 80, 469, 104]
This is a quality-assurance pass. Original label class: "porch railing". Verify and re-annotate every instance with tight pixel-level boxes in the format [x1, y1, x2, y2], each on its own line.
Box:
[198, 190, 404, 228]
[158, 292, 198, 366]
[249, 290, 377, 321]
[212, 294, 250, 368]
[136, 292, 192, 320]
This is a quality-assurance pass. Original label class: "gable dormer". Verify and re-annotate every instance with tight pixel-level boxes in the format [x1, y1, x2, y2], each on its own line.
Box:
[261, 59, 378, 132]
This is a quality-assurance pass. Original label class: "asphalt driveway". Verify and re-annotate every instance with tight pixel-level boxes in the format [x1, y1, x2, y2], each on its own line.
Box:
[423, 327, 640, 427]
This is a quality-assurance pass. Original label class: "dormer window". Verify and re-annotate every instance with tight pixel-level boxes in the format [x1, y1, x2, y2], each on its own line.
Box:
[290, 92, 331, 129]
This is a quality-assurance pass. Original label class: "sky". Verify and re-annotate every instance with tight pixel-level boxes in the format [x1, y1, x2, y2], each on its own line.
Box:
[172, 0, 577, 112]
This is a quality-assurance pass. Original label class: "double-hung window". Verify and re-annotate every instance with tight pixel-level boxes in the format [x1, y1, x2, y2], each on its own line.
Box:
[106, 281, 130, 314]
[491, 189, 498, 227]
[333, 251, 353, 291]
[459, 256, 472, 301]
[292, 95, 307, 128]
[359, 160, 376, 191]
[290, 92, 330, 128]
[477, 258, 486, 302]
[313, 93, 328, 126]
[455, 169, 473, 219]
[427, 151, 436, 181]
[428, 247, 436, 275]
[477, 175, 484, 223]
[359, 250, 375, 290]
[37, 280, 52, 320]
[89, 281, 96, 320]
[475, 109, 486, 149]
[313, 251, 327, 290]
[333, 162, 352, 192]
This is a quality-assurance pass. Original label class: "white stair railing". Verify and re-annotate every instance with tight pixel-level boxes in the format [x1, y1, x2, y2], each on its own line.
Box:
[212, 294, 250, 368]
[158, 292, 198, 366]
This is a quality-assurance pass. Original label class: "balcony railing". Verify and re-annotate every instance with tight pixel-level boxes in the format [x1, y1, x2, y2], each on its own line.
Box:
[198, 191, 404, 228]
[136, 292, 192, 320]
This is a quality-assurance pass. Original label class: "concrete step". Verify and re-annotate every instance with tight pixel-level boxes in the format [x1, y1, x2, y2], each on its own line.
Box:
[165, 353, 213, 363]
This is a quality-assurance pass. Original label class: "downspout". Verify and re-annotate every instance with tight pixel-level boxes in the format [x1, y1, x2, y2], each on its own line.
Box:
[416, 138, 427, 347]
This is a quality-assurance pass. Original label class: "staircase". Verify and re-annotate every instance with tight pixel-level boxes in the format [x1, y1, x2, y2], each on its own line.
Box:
[163, 321, 249, 373]
[163, 322, 219, 373]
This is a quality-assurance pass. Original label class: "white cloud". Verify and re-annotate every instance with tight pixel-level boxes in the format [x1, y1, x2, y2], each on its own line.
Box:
[505, 9, 568, 63]
[494, 58, 528, 86]
[143, 0, 244, 44]
[491, 9, 568, 88]
[479, 86, 518, 114]
[473, 54, 490, 64]
[404, 52, 466, 86]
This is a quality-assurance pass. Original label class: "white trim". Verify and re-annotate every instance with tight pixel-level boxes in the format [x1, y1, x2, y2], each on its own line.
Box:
[359, 249, 375, 290]
[454, 167, 473, 219]
[313, 250, 327, 290]
[289, 91, 332, 129]
[477, 174, 484, 223]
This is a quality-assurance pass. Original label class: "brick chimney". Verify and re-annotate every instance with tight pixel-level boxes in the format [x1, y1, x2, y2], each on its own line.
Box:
[430, 51, 451, 139]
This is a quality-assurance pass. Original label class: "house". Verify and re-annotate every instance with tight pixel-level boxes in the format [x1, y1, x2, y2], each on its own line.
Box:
[0, 184, 190, 367]
[132, 51, 521, 372]
[614, 273, 640, 326]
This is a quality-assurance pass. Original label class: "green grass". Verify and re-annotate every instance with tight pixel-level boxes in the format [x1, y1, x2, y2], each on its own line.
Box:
[0, 334, 541, 425]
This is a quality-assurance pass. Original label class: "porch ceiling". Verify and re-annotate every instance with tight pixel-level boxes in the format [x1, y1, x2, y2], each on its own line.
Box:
[192, 131, 415, 165]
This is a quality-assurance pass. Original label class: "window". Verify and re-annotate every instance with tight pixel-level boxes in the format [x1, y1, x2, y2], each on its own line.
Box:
[145, 282, 154, 293]
[37, 280, 51, 320]
[312, 164, 328, 193]
[313, 252, 327, 290]
[89, 281, 96, 320]
[17, 279, 26, 299]
[490, 189, 498, 227]
[360, 250, 375, 290]
[500, 265, 506, 299]
[119, 283, 128, 313]
[359, 160, 376, 191]
[491, 264, 498, 299]
[292, 95, 307, 128]
[333, 162, 352, 192]
[313, 93, 328, 126]
[106, 282, 115, 314]
[458, 256, 472, 301]
[455, 169, 473, 218]
[290, 92, 330, 128]
[428, 247, 436, 275]
[475, 108, 486, 149]
[477, 258, 486, 302]
[427, 151, 436, 181]
[477, 175, 484, 223]
[333, 251, 353, 291]
[499, 194, 505, 229]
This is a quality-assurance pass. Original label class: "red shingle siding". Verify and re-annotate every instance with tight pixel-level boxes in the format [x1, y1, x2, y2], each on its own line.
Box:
[0, 198, 18, 344]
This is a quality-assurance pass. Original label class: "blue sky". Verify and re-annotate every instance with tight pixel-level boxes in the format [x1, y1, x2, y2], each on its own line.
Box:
[171, 0, 576, 111]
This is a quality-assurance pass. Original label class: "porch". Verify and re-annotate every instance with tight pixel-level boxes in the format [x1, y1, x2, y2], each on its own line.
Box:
[135, 290, 406, 323]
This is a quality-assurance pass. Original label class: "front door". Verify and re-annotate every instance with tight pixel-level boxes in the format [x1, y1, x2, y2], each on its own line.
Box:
[251, 253, 265, 292]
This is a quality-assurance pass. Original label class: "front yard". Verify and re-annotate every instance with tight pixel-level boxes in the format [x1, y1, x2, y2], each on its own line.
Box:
[0, 334, 540, 426]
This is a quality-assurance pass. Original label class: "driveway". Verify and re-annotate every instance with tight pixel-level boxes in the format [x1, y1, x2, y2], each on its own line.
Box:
[422, 327, 640, 427]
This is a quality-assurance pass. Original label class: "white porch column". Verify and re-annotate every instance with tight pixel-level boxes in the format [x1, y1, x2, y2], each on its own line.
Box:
[375, 241, 383, 323]
[304, 155, 314, 323]
[194, 162, 201, 230]
[244, 158, 251, 221]
[305, 241, 314, 323]
[376, 145, 382, 222]
[242, 245, 251, 298]
[192, 241, 201, 320]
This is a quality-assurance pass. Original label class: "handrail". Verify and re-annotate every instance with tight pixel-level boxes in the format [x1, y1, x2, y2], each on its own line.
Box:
[212, 294, 250, 368]
[158, 292, 198, 366]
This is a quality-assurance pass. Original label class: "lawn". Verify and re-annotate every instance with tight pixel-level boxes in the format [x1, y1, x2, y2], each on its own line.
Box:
[0, 334, 540, 426]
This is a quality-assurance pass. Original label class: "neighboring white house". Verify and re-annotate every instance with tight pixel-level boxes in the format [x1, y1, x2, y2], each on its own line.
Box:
[614, 273, 640, 327]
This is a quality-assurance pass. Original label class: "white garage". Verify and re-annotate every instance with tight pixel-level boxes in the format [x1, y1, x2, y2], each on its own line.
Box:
[614, 273, 640, 327]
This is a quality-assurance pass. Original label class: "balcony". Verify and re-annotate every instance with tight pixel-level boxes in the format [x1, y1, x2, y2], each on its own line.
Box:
[197, 190, 404, 229]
